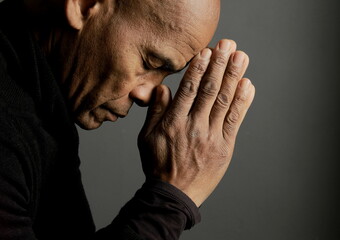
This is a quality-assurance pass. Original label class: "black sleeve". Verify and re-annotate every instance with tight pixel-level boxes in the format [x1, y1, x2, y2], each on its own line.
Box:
[96, 179, 201, 240]
[0, 133, 200, 240]
[0, 144, 201, 240]
[0, 143, 37, 240]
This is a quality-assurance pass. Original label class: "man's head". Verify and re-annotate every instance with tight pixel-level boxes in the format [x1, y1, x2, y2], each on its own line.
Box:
[44, 0, 220, 129]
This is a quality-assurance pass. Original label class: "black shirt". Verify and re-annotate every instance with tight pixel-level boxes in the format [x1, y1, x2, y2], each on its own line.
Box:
[0, 0, 200, 239]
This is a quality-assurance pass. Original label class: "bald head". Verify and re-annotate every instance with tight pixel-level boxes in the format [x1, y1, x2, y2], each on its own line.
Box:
[117, 0, 220, 54]
[25, 0, 220, 55]
[22, 0, 222, 129]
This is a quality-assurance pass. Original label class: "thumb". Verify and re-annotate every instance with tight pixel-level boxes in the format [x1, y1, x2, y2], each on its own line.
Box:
[141, 84, 172, 136]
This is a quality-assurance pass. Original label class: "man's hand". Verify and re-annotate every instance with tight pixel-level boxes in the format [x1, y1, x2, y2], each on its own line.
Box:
[138, 39, 255, 207]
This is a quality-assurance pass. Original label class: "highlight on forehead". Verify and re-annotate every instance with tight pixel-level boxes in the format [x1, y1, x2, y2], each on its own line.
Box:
[118, 0, 220, 31]
[144, 0, 185, 29]
[143, 0, 220, 50]
[146, 0, 220, 30]
[116, 0, 220, 61]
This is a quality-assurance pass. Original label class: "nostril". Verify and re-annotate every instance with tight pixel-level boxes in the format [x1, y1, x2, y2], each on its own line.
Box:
[133, 98, 149, 107]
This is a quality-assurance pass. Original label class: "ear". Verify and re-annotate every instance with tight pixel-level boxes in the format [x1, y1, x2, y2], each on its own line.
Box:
[65, 0, 99, 30]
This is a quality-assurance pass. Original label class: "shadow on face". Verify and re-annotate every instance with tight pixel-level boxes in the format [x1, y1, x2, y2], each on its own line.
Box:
[58, 0, 220, 130]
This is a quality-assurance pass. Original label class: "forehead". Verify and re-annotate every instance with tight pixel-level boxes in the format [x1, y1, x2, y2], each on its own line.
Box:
[143, 2, 217, 61]
[121, 0, 217, 49]
[117, 0, 219, 69]
[139, 23, 202, 73]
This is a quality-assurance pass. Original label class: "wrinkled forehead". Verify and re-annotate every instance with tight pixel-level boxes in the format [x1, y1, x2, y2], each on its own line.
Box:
[146, 0, 219, 40]
[114, 0, 219, 72]
[120, 0, 220, 54]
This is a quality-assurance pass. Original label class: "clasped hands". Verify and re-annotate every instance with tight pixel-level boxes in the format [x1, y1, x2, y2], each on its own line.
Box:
[138, 39, 255, 207]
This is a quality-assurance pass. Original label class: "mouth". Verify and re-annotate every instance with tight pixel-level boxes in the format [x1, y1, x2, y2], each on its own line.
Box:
[105, 111, 118, 122]
[101, 105, 127, 122]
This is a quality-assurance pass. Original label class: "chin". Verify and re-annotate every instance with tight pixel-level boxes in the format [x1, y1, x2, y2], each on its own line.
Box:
[75, 113, 103, 130]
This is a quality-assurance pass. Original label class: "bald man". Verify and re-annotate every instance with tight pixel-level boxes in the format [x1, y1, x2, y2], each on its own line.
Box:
[0, 0, 255, 239]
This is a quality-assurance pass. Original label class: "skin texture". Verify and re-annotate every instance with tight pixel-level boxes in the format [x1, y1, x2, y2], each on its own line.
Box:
[28, 0, 220, 130]
[25, 0, 255, 206]
[139, 42, 255, 206]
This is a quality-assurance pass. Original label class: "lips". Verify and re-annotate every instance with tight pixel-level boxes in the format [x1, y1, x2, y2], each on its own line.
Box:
[100, 105, 126, 122]
[105, 111, 118, 122]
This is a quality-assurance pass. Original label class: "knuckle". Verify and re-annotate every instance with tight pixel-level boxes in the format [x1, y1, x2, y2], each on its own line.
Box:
[150, 104, 163, 115]
[227, 108, 240, 125]
[188, 129, 200, 138]
[214, 55, 229, 67]
[216, 92, 230, 108]
[167, 127, 178, 140]
[189, 61, 206, 75]
[201, 80, 218, 96]
[225, 65, 240, 80]
[163, 109, 187, 127]
[179, 80, 199, 98]
[235, 90, 248, 103]
[161, 118, 178, 138]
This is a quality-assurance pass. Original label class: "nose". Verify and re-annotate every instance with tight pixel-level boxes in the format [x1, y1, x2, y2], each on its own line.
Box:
[129, 82, 157, 107]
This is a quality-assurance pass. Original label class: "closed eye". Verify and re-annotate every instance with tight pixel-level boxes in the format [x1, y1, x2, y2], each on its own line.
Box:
[142, 58, 164, 72]
[142, 58, 152, 70]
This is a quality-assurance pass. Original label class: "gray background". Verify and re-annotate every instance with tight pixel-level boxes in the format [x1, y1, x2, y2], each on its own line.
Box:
[78, 0, 340, 239]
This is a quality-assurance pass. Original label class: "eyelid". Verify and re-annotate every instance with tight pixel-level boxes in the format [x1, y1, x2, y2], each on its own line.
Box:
[142, 52, 179, 73]
[148, 55, 164, 69]
[142, 58, 151, 70]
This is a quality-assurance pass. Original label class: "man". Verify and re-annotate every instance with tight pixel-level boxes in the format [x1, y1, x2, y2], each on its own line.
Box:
[0, 0, 255, 239]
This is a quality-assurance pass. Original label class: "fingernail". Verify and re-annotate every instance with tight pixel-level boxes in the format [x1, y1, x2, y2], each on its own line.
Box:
[218, 40, 230, 52]
[233, 52, 245, 67]
[241, 79, 251, 90]
[201, 48, 212, 59]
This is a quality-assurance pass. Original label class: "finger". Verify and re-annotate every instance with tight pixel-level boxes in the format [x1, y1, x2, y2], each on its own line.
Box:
[190, 39, 237, 119]
[168, 48, 212, 118]
[210, 51, 249, 128]
[141, 85, 172, 136]
[223, 78, 255, 141]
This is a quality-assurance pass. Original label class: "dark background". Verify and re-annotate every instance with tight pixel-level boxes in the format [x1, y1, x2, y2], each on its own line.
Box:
[77, 0, 340, 239]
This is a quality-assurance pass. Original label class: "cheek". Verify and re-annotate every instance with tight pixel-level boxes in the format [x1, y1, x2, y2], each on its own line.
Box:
[71, 18, 149, 110]
[79, 69, 143, 112]
[70, 50, 138, 111]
